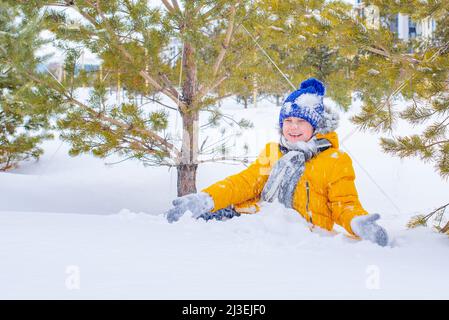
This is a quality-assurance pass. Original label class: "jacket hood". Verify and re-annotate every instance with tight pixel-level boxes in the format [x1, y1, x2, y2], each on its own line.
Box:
[314, 102, 339, 135]
[314, 102, 340, 148]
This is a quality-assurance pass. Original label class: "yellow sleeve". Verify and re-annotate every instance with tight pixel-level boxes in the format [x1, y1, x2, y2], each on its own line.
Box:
[201, 142, 280, 212]
[327, 152, 368, 235]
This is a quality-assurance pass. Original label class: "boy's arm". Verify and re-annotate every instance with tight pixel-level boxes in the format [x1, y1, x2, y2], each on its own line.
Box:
[201, 142, 279, 212]
[327, 152, 368, 235]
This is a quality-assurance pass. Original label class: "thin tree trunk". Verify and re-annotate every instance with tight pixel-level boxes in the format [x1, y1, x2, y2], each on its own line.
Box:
[276, 95, 281, 107]
[253, 77, 258, 108]
[177, 39, 199, 196]
[178, 111, 199, 196]
[177, 163, 198, 196]
[117, 71, 121, 105]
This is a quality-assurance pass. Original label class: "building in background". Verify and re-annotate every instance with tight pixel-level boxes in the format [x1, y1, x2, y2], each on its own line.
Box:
[350, 0, 437, 41]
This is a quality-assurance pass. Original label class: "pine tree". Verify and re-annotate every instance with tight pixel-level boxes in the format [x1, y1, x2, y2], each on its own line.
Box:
[238, 0, 383, 110]
[12, 0, 261, 195]
[11, 0, 372, 195]
[0, 1, 54, 171]
[10, 0, 414, 193]
[350, 0, 449, 178]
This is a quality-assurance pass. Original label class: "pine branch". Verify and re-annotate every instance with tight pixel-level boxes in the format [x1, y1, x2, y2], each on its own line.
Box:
[104, 155, 138, 166]
[197, 4, 239, 101]
[21, 68, 180, 160]
[120, 135, 164, 157]
[140, 97, 178, 112]
[423, 139, 449, 149]
[158, 72, 181, 102]
[441, 220, 449, 234]
[197, 156, 250, 164]
[212, 5, 236, 78]
[199, 133, 236, 154]
[423, 115, 449, 139]
[198, 56, 245, 101]
[363, 45, 420, 65]
[65, 95, 179, 157]
[400, 97, 439, 124]
[204, 93, 234, 107]
[199, 3, 223, 21]
[76, 0, 187, 112]
[138, 71, 186, 112]
[171, 0, 181, 13]
[408, 201, 449, 231]
[161, 0, 176, 14]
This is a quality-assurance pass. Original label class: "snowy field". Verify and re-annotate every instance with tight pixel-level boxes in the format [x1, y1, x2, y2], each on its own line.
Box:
[1, 92, 448, 299]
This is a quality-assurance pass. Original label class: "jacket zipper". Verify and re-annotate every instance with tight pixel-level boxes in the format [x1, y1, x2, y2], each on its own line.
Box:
[305, 181, 313, 224]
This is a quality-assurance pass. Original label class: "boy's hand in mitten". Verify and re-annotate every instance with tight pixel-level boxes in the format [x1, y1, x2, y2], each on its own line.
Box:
[350, 213, 389, 247]
[166, 192, 214, 223]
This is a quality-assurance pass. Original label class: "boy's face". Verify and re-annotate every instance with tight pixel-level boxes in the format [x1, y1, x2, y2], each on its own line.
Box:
[282, 117, 314, 143]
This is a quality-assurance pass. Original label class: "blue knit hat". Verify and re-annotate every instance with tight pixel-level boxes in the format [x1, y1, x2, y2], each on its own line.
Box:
[279, 78, 325, 130]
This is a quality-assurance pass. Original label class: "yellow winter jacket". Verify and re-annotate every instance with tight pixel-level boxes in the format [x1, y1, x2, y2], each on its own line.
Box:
[201, 131, 368, 235]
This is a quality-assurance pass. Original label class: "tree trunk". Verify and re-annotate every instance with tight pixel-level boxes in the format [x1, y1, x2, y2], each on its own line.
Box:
[253, 77, 258, 108]
[178, 111, 199, 196]
[117, 71, 121, 105]
[177, 163, 198, 196]
[177, 38, 199, 196]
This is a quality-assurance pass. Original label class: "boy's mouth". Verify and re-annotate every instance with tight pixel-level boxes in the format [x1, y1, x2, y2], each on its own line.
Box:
[288, 133, 302, 138]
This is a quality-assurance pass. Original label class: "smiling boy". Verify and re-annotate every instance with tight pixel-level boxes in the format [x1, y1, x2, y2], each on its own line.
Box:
[166, 78, 389, 247]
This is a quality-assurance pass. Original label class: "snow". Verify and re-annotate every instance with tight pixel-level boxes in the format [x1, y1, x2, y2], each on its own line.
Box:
[1, 206, 448, 299]
[1, 93, 449, 299]
[294, 93, 322, 109]
[283, 101, 293, 113]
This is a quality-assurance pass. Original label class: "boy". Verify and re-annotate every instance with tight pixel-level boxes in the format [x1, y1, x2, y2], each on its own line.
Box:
[166, 78, 388, 247]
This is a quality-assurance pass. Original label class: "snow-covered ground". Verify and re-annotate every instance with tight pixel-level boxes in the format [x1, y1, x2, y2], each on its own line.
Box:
[1, 93, 448, 299]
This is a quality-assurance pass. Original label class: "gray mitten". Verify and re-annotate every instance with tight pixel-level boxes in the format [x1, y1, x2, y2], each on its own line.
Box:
[166, 192, 215, 223]
[350, 213, 389, 247]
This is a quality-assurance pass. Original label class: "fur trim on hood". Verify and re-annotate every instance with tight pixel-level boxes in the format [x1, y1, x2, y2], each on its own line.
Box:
[314, 102, 339, 135]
